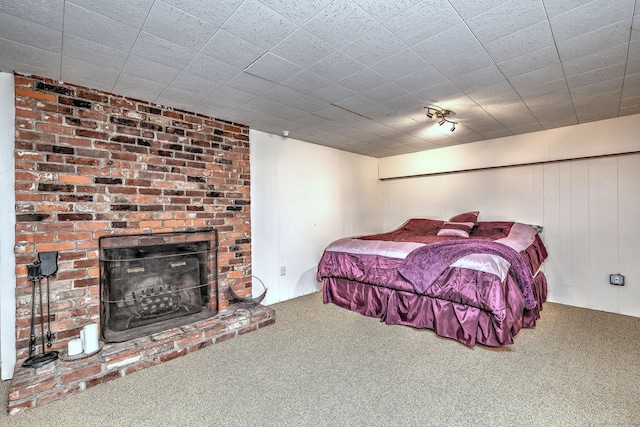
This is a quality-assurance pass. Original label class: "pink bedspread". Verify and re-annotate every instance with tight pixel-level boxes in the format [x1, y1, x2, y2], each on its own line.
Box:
[316, 219, 548, 346]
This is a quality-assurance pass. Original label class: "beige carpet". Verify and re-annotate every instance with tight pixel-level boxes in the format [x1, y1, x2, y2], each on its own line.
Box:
[2, 291, 640, 426]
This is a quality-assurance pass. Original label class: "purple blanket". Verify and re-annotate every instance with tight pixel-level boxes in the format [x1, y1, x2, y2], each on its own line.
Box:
[398, 240, 537, 310]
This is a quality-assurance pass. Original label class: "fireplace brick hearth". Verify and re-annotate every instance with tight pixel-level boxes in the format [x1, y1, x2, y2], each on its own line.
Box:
[9, 74, 273, 414]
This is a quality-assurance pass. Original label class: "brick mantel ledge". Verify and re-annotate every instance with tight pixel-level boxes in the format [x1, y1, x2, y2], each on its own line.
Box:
[8, 305, 275, 415]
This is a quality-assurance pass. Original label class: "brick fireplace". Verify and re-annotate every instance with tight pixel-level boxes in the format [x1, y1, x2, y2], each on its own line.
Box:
[7, 74, 275, 414]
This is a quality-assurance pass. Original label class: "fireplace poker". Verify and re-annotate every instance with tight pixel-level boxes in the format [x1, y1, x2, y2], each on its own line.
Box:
[23, 253, 59, 369]
[38, 251, 58, 348]
[26, 262, 40, 357]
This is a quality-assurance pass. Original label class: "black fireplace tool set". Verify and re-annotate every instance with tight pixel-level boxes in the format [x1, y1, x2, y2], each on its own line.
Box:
[23, 251, 59, 369]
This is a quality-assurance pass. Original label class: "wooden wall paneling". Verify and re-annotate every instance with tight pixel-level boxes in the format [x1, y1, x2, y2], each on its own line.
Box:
[617, 154, 640, 316]
[587, 157, 620, 312]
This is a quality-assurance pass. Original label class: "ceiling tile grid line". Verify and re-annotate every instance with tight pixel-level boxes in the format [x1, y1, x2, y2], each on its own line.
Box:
[0, 0, 639, 157]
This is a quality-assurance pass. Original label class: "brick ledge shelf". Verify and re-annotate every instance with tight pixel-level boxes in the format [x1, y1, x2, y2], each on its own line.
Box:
[8, 305, 275, 415]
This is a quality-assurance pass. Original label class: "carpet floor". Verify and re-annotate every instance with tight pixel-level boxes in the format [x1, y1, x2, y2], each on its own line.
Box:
[2, 291, 640, 426]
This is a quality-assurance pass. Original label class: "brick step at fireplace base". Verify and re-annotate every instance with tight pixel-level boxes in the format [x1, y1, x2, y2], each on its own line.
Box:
[8, 304, 275, 415]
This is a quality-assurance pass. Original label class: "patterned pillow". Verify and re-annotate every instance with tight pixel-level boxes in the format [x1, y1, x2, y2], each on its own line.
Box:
[448, 211, 479, 223]
[437, 221, 475, 238]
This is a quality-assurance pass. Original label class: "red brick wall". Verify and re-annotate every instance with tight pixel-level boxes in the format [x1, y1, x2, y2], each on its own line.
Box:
[13, 74, 252, 362]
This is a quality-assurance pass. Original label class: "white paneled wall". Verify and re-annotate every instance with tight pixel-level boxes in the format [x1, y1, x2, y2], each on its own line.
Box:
[382, 154, 640, 317]
[250, 130, 381, 305]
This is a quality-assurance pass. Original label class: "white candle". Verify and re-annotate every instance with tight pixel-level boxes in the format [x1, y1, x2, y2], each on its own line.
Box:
[68, 338, 83, 356]
[81, 323, 100, 354]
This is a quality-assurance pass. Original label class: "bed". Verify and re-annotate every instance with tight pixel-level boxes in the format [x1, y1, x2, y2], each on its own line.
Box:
[316, 211, 548, 347]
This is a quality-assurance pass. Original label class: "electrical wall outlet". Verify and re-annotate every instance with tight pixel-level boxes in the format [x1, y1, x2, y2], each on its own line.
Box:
[609, 274, 625, 286]
[280, 266, 286, 276]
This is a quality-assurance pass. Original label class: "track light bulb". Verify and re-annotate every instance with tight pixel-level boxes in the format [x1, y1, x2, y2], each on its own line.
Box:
[438, 119, 445, 126]
[450, 124, 455, 132]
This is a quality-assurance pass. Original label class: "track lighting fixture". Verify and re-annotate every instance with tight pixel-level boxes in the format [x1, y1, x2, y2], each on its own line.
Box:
[424, 106, 458, 132]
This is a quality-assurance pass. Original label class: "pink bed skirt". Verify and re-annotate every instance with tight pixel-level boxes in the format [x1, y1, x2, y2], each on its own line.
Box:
[323, 271, 547, 347]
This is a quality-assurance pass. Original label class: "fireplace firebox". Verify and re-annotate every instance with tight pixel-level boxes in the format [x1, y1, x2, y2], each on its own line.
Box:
[99, 229, 218, 343]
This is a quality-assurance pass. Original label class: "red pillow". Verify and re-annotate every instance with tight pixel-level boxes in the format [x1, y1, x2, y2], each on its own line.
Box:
[448, 211, 479, 223]
[437, 221, 475, 238]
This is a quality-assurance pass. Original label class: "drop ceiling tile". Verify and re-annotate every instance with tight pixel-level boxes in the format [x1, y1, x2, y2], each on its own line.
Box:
[509, 63, 565, 91]
[566, 63, 626, 89]
[627, 41, 640, 75]
[529, 102, 576, 121]
[620, 95, 640, 109]
[412, 23, 482, 65]
[183, 53, 240, 84]
[201, 30, 265, 70]
[270, 29, 334, 68]
[261, 86, 308, 105]
[0, 38, 61, 72]
[622, 72, 640, 98]
[162, 0, 243, 27]
[302, 0, 379, 48]
[369, 49, 430, 80]
[62, 34, 128, 70]
[522, 90, 573, 109]
[64, 3, 139, 51]
[556, 18, 632, 62]
[339, 68, 388, 92]
[0, 58, 50, 79]
[549, 0, 635, 43]
[224, 0, 298, 50]
[282, 70, 332, 94]
[496, 45, 560, 78]
[577, 107, 618, 123]
[385, 0, 463, 46]
[68, 0, 153, 28]
[362, 82, 411, 103]
[270, 104, 308, 121]
[510, 123, 545, 134]
[433, 47, 495, 78]
[132, 32, 197, 69]
[155, 86, 207, 109]
[569, 78, 624, 100]
[395, 66, 448, 93]
[380, 93, 424, 115]
[413, 81, 465, 104]
[311, 84, 358, 104]
[60, 57, 119, 92]
[539, 115, 580, 129]
[308, 51, 365, 81]
[170, 72, 223, 96]
[450, 65, 507, 93]
[335, 94, 379, 115]
[0, 11, 62, 53]
[244, 53, 303, 83]
[354, 0, 422, 21]
[224, 73, 277, 95]
[258, 0, 333, 25]
[122, 56, 182, 85]
[484, 20, 555, 64]
[209, 85, 256, 107]
[562, 43, 629, 77]
[620, 102, 640, 116]
[542, 0, 594, 18]
[142, 2, 218, 51]
[447, 0, 509, 19]
[289, 95, 331, 113]
[466, 0, 547, 44]
[340, 26, 407, 67]
[0, 0, 64, 30]
[517, 79, 569, 99]
[112, 73, 167, 101]
[467, 81, 519, 104]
